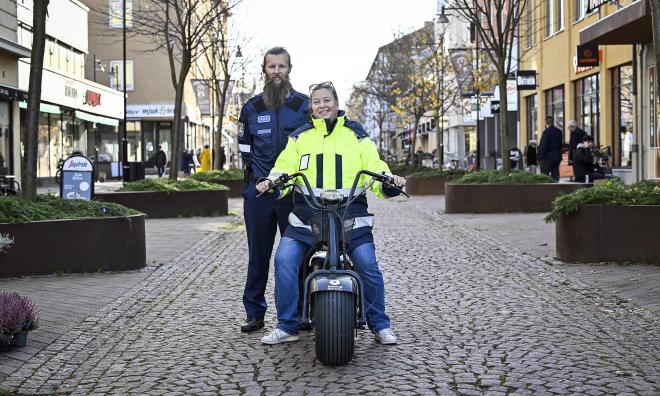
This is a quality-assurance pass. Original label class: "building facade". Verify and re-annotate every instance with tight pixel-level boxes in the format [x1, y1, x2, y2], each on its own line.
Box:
[519, 0, 655, 182]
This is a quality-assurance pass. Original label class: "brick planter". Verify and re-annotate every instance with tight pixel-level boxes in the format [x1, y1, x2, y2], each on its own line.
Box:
[405, 176, 460, 195]
[444, 183, 590, 213]
[0, 215, 146, 277]
[556, 204, 660, 263]
[95, 189, 229, 218]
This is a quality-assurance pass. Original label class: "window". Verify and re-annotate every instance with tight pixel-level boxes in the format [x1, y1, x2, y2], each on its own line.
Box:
[526, 94, 538, 142]
[108, 60, 135, 91]
[545, 85, 565, 131]
[574, 74, 600, 143]
[545, 0, 564, 36]
[574, 0, 586, 21]
[525, 2, 535, 48]
[612, 65, 634, 168]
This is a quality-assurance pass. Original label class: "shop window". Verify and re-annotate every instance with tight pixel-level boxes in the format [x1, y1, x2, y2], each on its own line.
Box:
[526, 94, 538, 143]
[49, 113, 62, 177]
[649, 66, 660, 179]
[126, 121, 142, 162]
[612, 65, 633, 168]
[38, 113, 50, 178]
[0, 102, 10, 175]
[574, 73, 600, 143]
[545, 85, 564, 131]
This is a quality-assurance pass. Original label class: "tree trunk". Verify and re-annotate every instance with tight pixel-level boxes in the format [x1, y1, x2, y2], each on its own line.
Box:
[168, 64, 191, 181]
[435, 113, 442, 168]
[498, 67, 510, 171]
[409, 118, 420, 166]
[214, 77, 230, 170]
[22, 1, 49, 200]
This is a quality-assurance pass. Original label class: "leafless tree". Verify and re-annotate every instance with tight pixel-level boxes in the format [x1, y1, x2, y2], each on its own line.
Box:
[132, 0, 239, 180]
[22, 0, 49, 199]
[449, 0, 529, 171]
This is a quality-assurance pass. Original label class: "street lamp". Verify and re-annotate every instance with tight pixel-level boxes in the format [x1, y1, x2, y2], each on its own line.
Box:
[438, 4, 481, 170]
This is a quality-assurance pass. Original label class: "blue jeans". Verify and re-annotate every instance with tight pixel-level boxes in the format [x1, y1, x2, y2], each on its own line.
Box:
[274, 237, 391, 335]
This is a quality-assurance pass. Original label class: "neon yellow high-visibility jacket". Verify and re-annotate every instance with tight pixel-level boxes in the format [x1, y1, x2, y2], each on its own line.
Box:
[266, 112, 400, 248]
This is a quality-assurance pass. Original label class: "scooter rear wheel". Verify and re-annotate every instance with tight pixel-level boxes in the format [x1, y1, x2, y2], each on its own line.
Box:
[314, 291, 356, 366]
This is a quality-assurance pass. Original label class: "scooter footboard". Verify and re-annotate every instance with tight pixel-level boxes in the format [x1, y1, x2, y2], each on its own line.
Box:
[301, 270, 367, 327]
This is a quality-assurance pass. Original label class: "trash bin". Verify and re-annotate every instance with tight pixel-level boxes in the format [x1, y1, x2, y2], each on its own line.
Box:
[124, 162, 145, 182]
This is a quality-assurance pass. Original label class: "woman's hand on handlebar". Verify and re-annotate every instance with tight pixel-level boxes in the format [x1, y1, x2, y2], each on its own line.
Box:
[256, 180, 273, 194]
[390, 175, 406, 188]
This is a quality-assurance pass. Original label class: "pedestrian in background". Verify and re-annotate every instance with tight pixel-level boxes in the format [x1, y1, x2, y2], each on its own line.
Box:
[182, 149, 192, 175]
[237, 47, 310, 333]
[567, 120, 587, 166]
[525, 140, 537, 173]
[154, 145, 167, 178]
[538, 116, 563, 180]
[199, 144, 211, 172]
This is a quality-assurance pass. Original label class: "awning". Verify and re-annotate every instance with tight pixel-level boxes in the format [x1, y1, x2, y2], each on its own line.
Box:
[18, 101, 61, 115]
[579, 0, 652, 46]
[0, 37, 31, 58]
[75, 110, 119, 127]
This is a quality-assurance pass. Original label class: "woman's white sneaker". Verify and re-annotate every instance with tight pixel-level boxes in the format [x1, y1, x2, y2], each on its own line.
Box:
[374, 328, 398, 345]
[260, 328, 299, 345]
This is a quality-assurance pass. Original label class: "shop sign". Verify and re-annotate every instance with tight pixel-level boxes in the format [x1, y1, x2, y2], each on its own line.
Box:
[126, 104, 175, 119]
[64, 84, 78, 99]
[586, 0, 608, 14]
[516, 70, 537, 90]
[490, 100, 500, 114]
[0, 86, 28, 101]
[576, 44, 599, 67]
[191, 79, 211, 116]
[60, 154, 94, 201]
[84, 90, 102, 107]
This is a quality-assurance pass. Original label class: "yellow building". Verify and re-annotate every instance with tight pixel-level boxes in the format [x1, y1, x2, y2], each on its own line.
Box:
[519, 0, 654, 183]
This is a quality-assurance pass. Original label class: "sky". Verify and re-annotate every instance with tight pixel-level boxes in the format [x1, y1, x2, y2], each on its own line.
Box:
[232, 0, 438, 107]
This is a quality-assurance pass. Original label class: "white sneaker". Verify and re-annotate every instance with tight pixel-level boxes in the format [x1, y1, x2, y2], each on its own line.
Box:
[260, 328, 299, 345]
[374, 328, 398, 345]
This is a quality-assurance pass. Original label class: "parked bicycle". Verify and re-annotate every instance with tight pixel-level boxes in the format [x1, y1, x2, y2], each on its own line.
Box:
[0, 175, 20, 196]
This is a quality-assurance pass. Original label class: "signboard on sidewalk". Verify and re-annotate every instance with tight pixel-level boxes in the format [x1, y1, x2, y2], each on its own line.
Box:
[60, 154, 94, 201]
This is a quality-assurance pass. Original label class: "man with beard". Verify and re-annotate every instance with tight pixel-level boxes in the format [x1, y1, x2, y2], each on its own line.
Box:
[237, 47, 310, 333]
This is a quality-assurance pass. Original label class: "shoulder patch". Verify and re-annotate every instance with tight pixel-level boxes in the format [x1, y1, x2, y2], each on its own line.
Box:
[289, 120, 314, 139]
[344, 120, 369, 139]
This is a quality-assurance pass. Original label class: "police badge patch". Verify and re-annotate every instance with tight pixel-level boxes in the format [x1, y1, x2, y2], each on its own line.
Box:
[238, 122, 245, 138]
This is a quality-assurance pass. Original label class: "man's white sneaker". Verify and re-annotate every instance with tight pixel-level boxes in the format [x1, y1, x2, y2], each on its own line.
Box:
[374, 328, 398, 345]
[260, 328, 299, 345]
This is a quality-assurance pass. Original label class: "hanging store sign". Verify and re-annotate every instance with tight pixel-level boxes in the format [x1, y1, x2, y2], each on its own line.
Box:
[576, 44, 600, 67]
[490, 100, 500, 114]
[516, 70, 537, 90]
[191, 79, 211, 116]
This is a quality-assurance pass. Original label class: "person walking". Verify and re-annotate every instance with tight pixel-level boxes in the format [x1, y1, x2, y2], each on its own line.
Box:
[538, 116, 563, 180]
[154, 145, 167, 178]
[567, 120, 588, 166]
[237, 47, 310, 333]
[199, 144, 211, 172]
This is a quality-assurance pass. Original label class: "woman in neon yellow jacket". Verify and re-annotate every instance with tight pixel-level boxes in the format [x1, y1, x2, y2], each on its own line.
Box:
[256, 81, 405, 346]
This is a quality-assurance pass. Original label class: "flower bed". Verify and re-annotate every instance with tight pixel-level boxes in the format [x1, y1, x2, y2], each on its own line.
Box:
[445, 170, 588, 213]
[404, 170, 466, 195]
[0, 196, 145, 277]
[190, 170, 244, 198]
[547, 180, 660, 263]
[96, 179, 229, 218]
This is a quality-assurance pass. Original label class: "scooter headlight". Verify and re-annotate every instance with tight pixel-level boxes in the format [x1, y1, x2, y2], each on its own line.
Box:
[320, 189, 343, 203]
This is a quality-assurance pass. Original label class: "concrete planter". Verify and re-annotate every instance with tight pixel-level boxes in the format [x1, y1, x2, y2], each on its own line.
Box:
[0, 215, 146, 277]
[405, 176, 460, 195]
[95, 189, 229, 218]
[444, 183, 590, 213]
[203, 179, 244, 198]
[556, 204, 660, 263]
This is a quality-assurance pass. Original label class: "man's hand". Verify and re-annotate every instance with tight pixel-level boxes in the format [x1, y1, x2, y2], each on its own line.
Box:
[391, 175, 406, 188]
[256, 180, 273, 194]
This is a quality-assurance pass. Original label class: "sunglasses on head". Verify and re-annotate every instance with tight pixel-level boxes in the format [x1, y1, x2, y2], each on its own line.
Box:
[309, 81, 334, 92]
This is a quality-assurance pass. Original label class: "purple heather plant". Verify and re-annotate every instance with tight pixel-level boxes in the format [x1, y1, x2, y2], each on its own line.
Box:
[0, 290, 39, 341]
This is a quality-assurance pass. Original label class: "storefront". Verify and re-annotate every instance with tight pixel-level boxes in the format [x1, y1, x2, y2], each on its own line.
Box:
[17, 60, 124, 181]
[0, 86, 27, 176]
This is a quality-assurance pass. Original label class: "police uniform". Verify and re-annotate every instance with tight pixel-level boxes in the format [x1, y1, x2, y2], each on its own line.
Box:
[238, 89, 309, 328]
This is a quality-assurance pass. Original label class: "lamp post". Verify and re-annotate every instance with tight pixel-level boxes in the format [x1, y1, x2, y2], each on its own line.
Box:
[121, 0, 128, 183]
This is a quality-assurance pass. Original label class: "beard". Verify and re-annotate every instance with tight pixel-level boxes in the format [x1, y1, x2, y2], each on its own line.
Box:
[263, 75, 292, 110]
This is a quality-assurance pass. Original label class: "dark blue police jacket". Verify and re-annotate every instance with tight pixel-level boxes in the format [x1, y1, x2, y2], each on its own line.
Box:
[238, 90, 310, 179]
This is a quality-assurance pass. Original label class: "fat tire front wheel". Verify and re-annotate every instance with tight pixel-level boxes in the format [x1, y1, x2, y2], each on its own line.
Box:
[314, 291, 356, 366]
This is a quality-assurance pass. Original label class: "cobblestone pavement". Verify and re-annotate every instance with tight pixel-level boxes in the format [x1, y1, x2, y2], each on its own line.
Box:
[1, 196, 658, 395]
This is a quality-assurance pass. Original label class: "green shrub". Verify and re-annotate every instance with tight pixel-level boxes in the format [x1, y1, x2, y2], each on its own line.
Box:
[453, 170, 555, 185]
[0, 195, 139, 223]
[545, 180, 660, 223]
[189, 169, 243, 182]
[118, 179, 227, 192]
[406, 169, 466, 179]
[387, 164, 425, 174]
